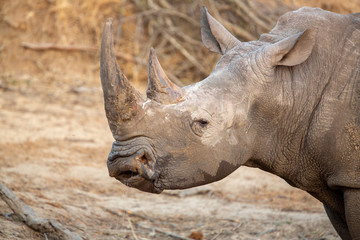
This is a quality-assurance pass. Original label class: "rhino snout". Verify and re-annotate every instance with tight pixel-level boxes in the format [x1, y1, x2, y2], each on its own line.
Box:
[106, 147, 161, 193]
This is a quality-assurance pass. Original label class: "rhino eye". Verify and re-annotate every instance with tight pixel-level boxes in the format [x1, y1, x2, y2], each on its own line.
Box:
[197, 119, 209, 127]
[191, 119, 209, 136]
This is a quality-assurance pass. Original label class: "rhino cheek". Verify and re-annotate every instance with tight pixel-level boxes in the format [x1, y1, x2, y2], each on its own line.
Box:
[154, 154, 204, 189]
[155, 148, 236, 189]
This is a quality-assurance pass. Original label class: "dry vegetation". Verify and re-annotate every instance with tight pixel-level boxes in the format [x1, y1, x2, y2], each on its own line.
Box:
[1, 0, 360, 239]
[2, 0, 359, 90]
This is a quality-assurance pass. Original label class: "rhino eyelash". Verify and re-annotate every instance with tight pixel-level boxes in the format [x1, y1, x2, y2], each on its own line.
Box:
[196, 119, 209, 128]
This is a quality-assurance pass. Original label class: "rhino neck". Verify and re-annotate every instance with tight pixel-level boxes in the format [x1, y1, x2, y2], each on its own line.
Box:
[245, 21, 360, 193]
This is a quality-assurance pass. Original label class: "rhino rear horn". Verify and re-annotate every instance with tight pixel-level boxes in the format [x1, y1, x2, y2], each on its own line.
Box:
[147, 48, 184, 104]
[100, 18, 144, 131]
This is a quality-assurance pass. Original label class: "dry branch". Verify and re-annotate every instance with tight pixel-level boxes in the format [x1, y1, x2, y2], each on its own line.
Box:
[0, 182, 82, 240]
[233, 0, 272, 31]
[115, 0, 126, 45]
[21, 42, 147, 65]
[127, 217, 140, 240]
[104, 207, 192, 240]
[163, 32, 208, 75]
[138, 223, 193, 240]
[21, 42, 98, 52]
[103, 207, 154, 222]
[208, 1, 257, 41]
[244, 0, 275, 25]
[133, 15, 143, 85]
[122, 8, 199, 26]
[210, 229, 223, 240]
[22, 39, 183, 87]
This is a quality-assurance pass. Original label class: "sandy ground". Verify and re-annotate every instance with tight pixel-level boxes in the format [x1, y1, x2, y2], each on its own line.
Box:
[0, 74, 340, 240]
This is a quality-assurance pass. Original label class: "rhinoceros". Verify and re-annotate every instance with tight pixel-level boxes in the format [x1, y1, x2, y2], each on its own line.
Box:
[100, 7, 360, 239]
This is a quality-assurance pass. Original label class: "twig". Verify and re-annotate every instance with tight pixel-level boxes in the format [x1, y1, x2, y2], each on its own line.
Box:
[103, 207, 154, 222]
[0, 182, 82, 240]
[115, 0, 126, 45]
[3, 16, 20, 29]
[137, 223, 192, 240]
[141, 30, 158, 59]
[133, 16, 143, 85]
[64, 137, 95, 143]
[21, 42, 98, 51]
[232, 222, 243, 231]
[163, 32, 208, 75]
[105, 208, 191, 239]
[172, 61, 192, 77]
[208, 1, 256, 41]
[233, 0, 272, 31]
[158, 0, 172, 9]
[244, 0, 276, 25]
[121, 9, 157, 21]
[224, 20, 257, 41]
[167, 27, 203, 48]
[256, 227, 277, 236]
[21, 42, 147, 65]
[121, 209, 152, 221]
[146, 5, 200, 86]
[128, 217, 140, 240]
[210, 229, 223, 240]
[121, 9, 199, 27]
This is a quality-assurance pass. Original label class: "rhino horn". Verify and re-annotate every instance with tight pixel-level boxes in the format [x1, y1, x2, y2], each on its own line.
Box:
[147, 48, 184, 104]
[100, 18, 144, 131]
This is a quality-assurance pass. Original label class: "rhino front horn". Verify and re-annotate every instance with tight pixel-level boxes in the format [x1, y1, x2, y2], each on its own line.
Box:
[147, 48, 184, 104]
[100, 18, 144, 132]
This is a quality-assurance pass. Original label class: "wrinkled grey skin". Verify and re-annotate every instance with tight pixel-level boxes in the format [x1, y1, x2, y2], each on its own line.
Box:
[100, 7, 360, 240]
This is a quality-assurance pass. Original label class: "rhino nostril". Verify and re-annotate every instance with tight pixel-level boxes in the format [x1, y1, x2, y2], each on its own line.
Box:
[136, 153, 156, 180]
[138, 154, 151, 166]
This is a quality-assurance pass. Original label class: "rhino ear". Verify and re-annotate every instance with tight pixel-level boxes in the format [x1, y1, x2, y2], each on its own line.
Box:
[200, 6, 240, 55]
[264, 28, 316, 67]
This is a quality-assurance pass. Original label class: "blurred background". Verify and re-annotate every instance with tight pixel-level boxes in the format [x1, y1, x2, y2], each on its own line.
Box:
[1, 0, 360, 239]
[1, 0, 360, 91]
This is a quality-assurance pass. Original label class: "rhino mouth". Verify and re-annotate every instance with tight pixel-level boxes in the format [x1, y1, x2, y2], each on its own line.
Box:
[107, 142, 162, 193]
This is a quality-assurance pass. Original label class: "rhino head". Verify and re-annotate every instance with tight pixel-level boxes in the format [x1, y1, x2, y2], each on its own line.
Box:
[100, 7, 316, 193]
